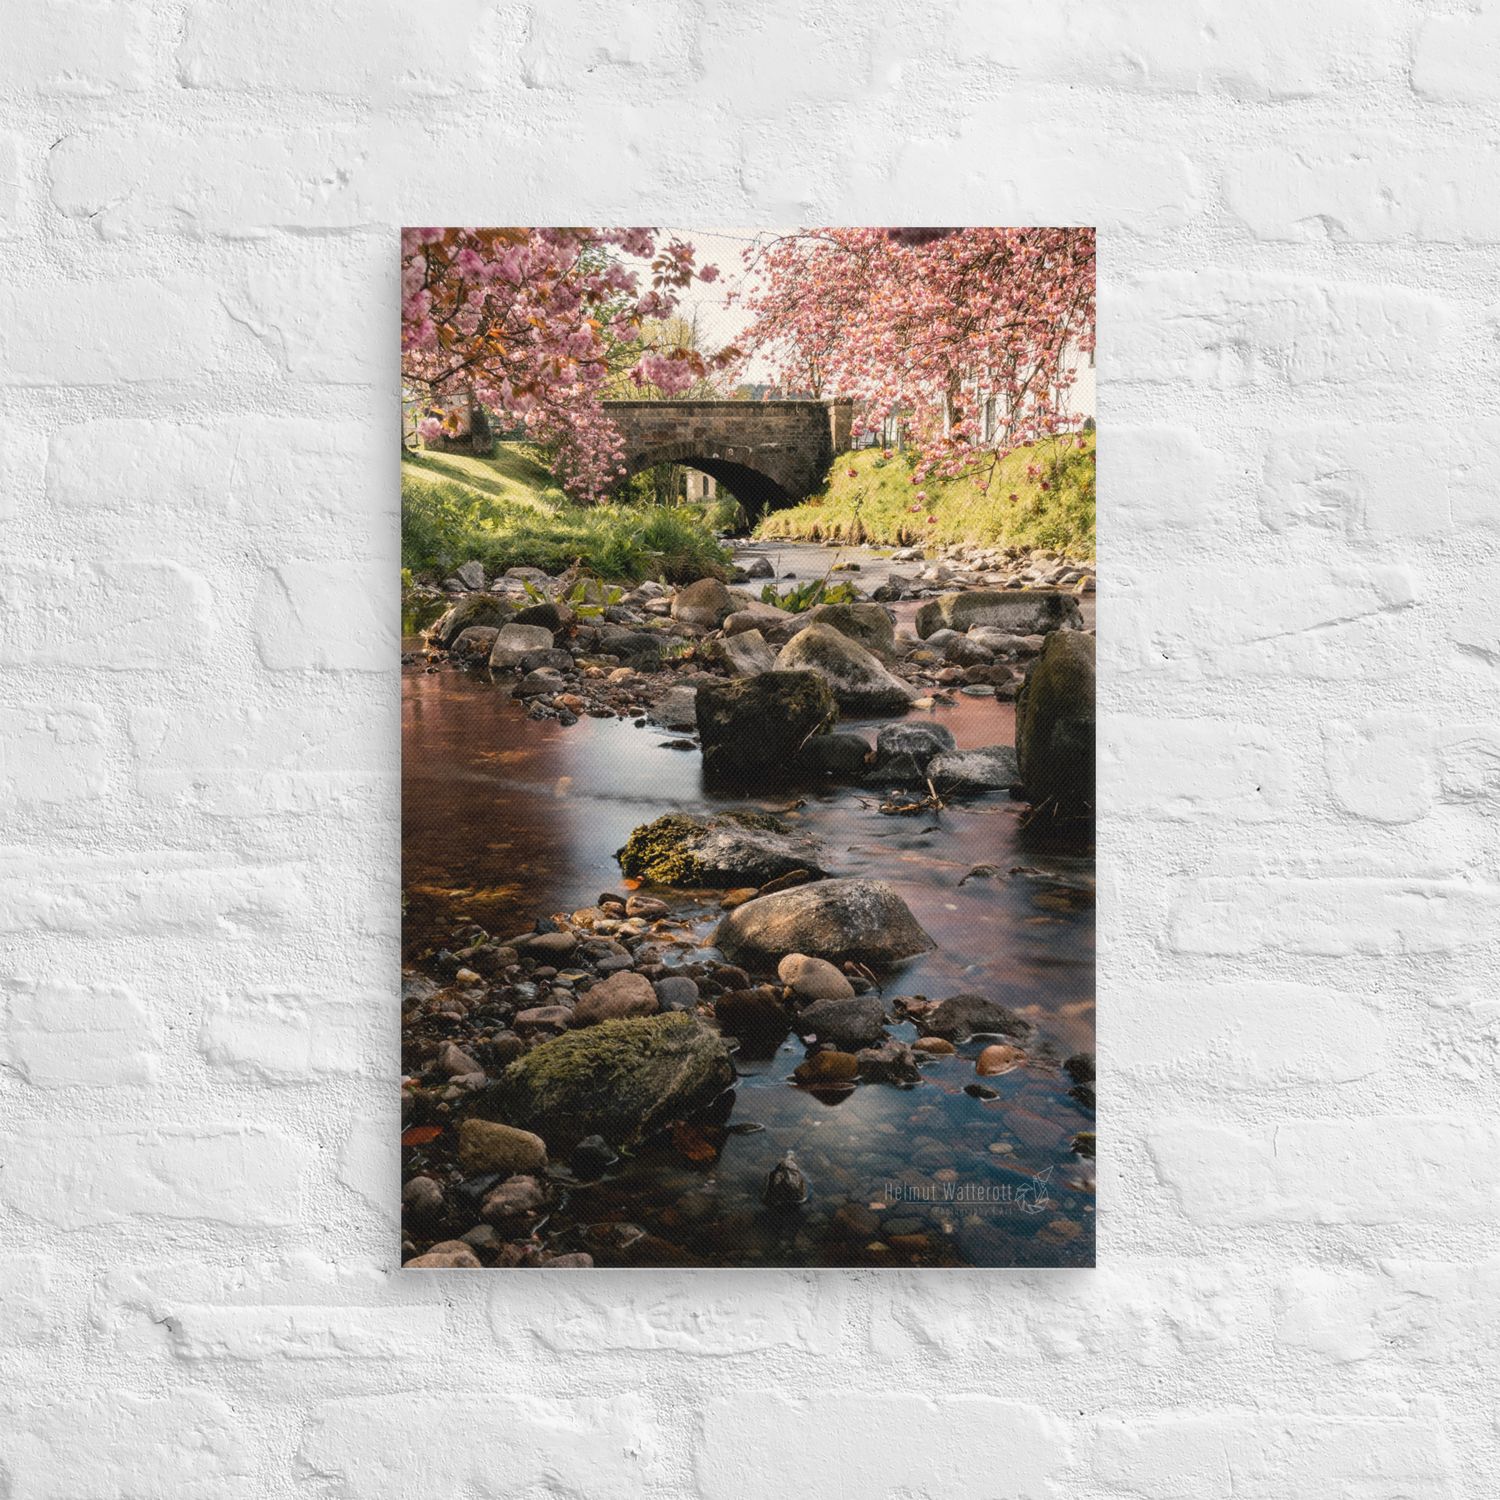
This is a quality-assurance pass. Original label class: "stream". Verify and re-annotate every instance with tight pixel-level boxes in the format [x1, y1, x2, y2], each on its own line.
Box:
[403, 547, 1095, 1266]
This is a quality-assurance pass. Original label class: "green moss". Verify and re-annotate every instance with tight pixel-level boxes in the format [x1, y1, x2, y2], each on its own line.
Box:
[755, 432, 1095, 558]
[471, 1013, 735, 1151]
[617, 814, 710, 883]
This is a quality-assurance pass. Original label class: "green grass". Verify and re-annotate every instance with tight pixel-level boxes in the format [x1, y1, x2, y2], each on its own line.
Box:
[754, 433, 1095, 558]
[401, 442, 731, 584]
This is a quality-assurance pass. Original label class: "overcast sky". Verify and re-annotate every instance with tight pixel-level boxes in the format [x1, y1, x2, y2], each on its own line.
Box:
[624, 226, 795, 384]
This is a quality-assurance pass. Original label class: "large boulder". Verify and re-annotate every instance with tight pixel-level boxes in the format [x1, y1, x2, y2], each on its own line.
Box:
[865, 722, 957, 785]
[713, 877, 935, 968]
[915, 590, 1082, 640]
[1015, 631, 1095, 813]
[617, 812, 827, 887]
[775, 623, 914, 715]
[927, 744, 1021, 794]
[804, 602, 896, 653]
[671, 577, 736, 629]
[454, 560, 487, 591]
[489, 621, 556, 669]
[428, 594, 515, 648]
[696, 671, 838, 784]
[467, 1013, 734, 1153]
[717, 629, 777, 677]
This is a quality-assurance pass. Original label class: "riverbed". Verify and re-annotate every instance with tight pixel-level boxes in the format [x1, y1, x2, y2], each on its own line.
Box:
[402, 548, 1095, 1267]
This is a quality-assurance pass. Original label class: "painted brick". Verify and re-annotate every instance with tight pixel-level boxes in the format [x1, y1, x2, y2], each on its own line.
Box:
[1103, 716, 1296, 820]
[2, 978, 156, 1086]
[1, 1123, 316, 1229]
[298, 1394, 662, 1497]
[1150, 1117, 1500, 1225]
[699, 1392, 1070, 1498]
[48, 127, 371, 240]
[198, 989, 366, 1081]
[253, 562, 394, 671]
[1, 3, 152, 94]
[0, 703, 110, 803]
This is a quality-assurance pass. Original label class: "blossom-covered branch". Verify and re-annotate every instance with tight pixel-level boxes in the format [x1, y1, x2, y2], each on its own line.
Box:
[401, 227, 721, 498]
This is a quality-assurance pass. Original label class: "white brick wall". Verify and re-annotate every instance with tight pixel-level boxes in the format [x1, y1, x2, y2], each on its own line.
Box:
[0, 4, 1495, 1496]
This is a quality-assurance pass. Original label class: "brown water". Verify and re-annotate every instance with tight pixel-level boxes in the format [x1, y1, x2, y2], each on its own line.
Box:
[403, 647, 1095, 1267]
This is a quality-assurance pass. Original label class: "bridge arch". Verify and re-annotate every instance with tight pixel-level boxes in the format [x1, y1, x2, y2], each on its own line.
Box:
[604, 399, 852, 515]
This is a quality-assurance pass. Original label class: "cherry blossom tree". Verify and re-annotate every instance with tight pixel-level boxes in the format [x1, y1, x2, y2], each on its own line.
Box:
[401, 227, 720, 498]
[737, 227, 1095, 482]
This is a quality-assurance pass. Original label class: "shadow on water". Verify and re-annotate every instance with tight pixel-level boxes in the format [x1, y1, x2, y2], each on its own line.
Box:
[403, 644, 1094, 1267]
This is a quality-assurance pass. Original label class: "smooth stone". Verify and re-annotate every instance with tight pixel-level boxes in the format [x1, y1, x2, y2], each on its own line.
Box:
[777, 952, 855, 1001]
[457, 1117, 548, 1175]
[976, 1043, 1027, 1076]
[775, 623, 914, 714]
[921, 993, 1034, 1042]
[572, 969, 659, 1026]
[405, 1241, 481, 1268]
[865, 721, 957, 785]
[793, 1050, 859, 1084]
[794, 994, 888, 1048]
[713, 878, 935, 968]
[927, 745, 1021, 794]
[488, 621, 556, 668]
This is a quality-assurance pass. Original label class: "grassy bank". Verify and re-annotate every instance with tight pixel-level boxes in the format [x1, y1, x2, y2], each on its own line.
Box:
[401, 444, 731, 584]
[754, 433, 1095, 558]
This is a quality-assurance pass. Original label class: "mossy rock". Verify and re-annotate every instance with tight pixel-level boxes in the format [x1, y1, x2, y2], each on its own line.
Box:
[1015, 630, 1094, 813]
[428, 594, 516, 648]
[695, 670, 838, 785]
[804, 602, 896, 653]
[617, 811, 827, 887]
[465, 1013, 734, 1153]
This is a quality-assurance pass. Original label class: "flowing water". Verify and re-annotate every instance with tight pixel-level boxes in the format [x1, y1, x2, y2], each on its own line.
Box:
[403, 576, 1095, 1267]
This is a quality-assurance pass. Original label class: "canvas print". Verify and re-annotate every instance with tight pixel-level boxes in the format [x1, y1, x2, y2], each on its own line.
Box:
[402, 227, 1096, 1268]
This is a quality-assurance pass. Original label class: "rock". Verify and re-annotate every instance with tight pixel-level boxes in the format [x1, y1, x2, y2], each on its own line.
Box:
[943, 633, 993, 666]
[513, 667, 567, 698]
[927, 745, 1021, 794]
[455, 560, 486, 591]
[480, 1174, 549, 1231]
[976, 1043, 1027, 1075]
[856, 1039, 922, 1085]
[654, 974, 700, 1012]
[514, 1004, 574, 1030]
[571, 1135, 619, 1177]
[723, 601, 795, 637]
[967, 627, 1033, 655]
[921, 993, 1034, 1041]
[617, 811, 827, 887]
[865, 722, 956, 785]
[489, 621, 556, 669]
[695, 671, 838, 784]
[402, 1175, 444, 1224]
[519, 647, 573, 673]
[451, 625, 500, 659]
[572, 969, 658, 1026]
[467, 1013, 735, 1152]
[428, 594, 515, 648]
[742, 555, 775, 578]
[764, 1150, 810, 1207]
[1015, 630, 1095, 813]
[777, 952, 855, 1001]
[436, 1040, 483, 1079]
[803, 602, 896, 653]
[797, 731, 871, 778]
[715, 878, 934, 968]
[793, 1050, 859, 1084]
[512, 601, 567, 632]
[795, 994, 888, 1048]
[671, 577, 736, 629]
[1064, 1052, 1096, 1085]
[457, 1118, 548, 1175]
[775, 623, 914, 715]
[406, 1241, 481, 1268]
[653, 685, 698, 731]
[911, 1036, 956, 1055]
[915, 589, 1082, 639]
[718, 628, 778, 677]
[519, 930, 577, 959]
[713, 986, 791, 1051]
[592, 625, 664, 669]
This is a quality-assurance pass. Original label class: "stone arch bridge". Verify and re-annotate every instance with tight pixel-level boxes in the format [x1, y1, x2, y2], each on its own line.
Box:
[604, 399, 853, 512]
